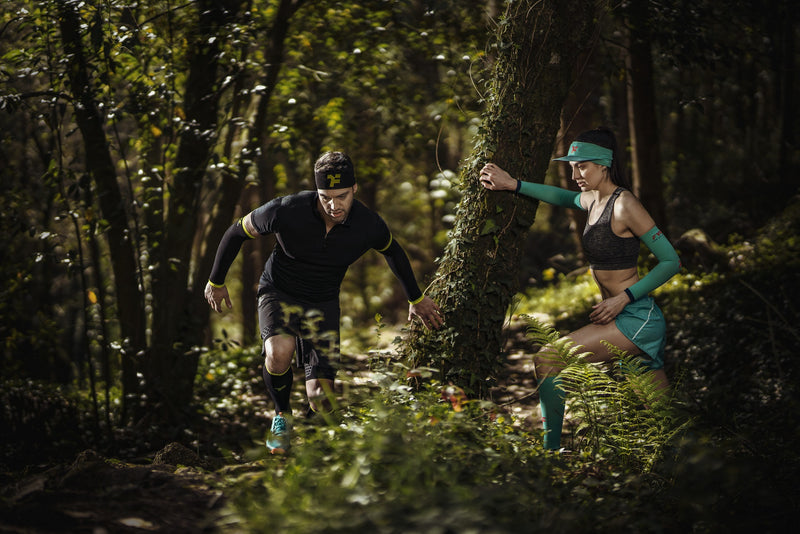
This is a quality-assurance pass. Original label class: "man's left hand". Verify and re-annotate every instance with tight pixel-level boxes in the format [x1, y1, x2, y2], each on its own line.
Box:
[409, 296, 443, 330]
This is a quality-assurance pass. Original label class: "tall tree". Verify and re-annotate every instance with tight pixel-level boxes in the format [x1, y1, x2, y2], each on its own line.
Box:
[1, 0, 305, 425]
[142, 0, 246, 420]
[623, 0, 666, 229]
[400, 0, 600, 394]
[57, 0, 147, 411]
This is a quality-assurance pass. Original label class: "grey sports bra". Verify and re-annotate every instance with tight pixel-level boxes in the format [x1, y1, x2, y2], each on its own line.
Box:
[582, 187, 640, 270]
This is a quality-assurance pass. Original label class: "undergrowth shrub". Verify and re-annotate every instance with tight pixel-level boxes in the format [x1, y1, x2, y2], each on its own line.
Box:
[214, 199, 798, 532]
[523, 317, 690, 472]
[193, 345, 271, 456]
[221, 348, 692, 533]
[0, 379, 90, 467]
[651, 200, 800, 531]
[224, 361, 569, 533]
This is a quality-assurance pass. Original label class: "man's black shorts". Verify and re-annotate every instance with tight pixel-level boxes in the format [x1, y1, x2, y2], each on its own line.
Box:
[257, 285, 340, 381]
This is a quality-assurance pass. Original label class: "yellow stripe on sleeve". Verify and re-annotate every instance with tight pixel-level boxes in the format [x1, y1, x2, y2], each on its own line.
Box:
[240, 217, 257, 239]
[377, 232, 393, 252]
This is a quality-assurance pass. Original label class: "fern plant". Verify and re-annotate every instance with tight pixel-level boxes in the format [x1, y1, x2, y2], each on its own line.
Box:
[524, 316, 689, 471]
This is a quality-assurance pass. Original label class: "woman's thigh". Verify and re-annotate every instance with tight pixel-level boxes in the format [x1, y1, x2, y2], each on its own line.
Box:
[535, 322, 671, 392]
[564, 322, 641, 363]
[540, 323, 641, 362]
[535, 322, 639, 376]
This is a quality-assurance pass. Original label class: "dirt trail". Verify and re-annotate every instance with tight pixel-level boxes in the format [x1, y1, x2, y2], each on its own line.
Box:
[2, 447, 229, 533]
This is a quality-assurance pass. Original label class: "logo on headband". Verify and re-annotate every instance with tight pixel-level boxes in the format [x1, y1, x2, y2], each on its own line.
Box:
[327, 174, 341, 188]
[315, 166, 355, 189]
[552, 141, 613, 167]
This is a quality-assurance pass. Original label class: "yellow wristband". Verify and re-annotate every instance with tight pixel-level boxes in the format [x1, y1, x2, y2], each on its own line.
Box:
[207, 280, 225, 288]
[409, 294, 425, 305]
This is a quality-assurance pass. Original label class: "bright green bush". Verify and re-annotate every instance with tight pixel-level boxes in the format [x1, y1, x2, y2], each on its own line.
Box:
[514, 269, 598, 322]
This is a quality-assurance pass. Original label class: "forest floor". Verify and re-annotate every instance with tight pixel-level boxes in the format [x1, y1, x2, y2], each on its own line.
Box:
[0, 326, 542, 534]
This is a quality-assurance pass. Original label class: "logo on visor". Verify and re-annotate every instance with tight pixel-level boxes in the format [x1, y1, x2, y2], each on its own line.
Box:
[327, 174, 341, 188]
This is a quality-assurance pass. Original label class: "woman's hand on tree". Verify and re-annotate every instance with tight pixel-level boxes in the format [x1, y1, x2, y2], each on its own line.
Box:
[479, 163, 517, 191]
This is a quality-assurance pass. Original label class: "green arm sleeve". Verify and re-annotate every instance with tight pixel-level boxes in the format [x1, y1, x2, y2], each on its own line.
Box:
[517, 181, 584, 210]
[626, 226, 681, 301]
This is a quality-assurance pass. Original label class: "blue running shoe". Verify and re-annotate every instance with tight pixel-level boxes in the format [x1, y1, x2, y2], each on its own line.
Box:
[266, 413, 292, 454]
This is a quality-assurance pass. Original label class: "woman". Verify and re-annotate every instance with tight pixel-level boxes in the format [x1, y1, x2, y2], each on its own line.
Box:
[479, 127, 680, 450]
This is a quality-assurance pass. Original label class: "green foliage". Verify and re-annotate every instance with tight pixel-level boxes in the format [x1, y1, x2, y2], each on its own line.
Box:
[515, 269, 599, 322]
[523, 317, 689, 472]
[0, 0, 491, 410]
[4, 198, 798, 533]
[661, 206, 800, 452]
[217, 340, 695, 533]
[224, 362, 555, 533]
[193, 345, 271, 454]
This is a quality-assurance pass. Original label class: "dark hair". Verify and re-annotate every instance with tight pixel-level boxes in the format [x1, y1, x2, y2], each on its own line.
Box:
[575, 127, 630, 189]
[314, 151, 354, 175]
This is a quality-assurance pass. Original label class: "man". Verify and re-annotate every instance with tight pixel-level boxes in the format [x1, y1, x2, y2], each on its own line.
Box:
[205, 151, 443, 454]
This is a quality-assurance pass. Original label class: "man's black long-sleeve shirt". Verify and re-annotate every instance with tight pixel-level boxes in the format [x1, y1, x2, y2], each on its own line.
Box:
[249, 191, 422, 303]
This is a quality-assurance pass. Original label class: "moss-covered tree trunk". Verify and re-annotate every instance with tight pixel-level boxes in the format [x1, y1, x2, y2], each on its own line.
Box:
[400, 0, 600, 395]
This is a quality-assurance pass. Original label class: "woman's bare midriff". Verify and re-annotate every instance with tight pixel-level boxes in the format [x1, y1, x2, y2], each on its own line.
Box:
[592, 267, 639, 299]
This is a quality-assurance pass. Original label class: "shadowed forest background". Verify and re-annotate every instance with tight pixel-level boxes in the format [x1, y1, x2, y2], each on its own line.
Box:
[1, 0, 799, 532]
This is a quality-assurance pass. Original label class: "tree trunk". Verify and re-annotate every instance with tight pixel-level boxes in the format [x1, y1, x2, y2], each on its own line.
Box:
[399, 0, 599, 396]
[773, 0, 797, 199]
[57, 2, 146, 417]
[240, 184, 260, 343]
[194, 0, 304, 339]
[554, 49, 598, 257]
[141, 0, 303, 421]
[146, 0, 242, 419]
[625, 0, 667, 229]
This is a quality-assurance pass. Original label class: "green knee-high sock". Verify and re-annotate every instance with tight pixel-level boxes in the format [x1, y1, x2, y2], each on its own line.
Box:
[538, 376, 565, 450]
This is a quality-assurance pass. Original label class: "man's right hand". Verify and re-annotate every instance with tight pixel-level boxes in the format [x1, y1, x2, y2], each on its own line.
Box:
[205, 282, 233, 313]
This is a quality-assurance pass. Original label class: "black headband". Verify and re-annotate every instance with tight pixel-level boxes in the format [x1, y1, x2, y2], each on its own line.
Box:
[314, 167, 356, 189]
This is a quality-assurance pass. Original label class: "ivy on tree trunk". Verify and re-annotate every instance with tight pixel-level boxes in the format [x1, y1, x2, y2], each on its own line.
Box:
[399, 0, 600, 396]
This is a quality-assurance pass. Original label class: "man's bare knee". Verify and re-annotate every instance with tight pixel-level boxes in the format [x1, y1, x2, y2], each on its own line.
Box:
[264, 335, 295, 374]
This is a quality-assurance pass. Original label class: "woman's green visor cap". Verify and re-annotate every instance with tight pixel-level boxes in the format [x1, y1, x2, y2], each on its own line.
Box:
[553, 141, 613, 167]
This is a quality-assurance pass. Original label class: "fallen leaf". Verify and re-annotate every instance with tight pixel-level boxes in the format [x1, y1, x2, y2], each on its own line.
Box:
[117, 517, 157, 530]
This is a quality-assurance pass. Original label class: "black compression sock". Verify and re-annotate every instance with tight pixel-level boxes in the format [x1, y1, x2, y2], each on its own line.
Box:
[262, 365, 293, 414]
